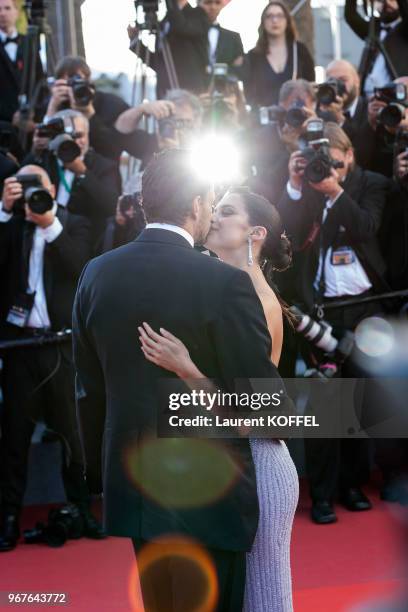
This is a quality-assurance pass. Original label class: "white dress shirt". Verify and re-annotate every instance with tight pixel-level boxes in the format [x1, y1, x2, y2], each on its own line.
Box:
[364, 18, 402, 94]
[208, 23, 220, 66]
[286, 182, 372, 297]
[145, 223, 194, 247]
[0, 28, 18, 62]
[0, 201, 63, 328]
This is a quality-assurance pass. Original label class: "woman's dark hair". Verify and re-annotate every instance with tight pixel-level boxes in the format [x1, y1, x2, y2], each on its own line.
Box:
[254, 1, 298, 55]
[228, 186, 294, 321]
[142, 149, 211, 225]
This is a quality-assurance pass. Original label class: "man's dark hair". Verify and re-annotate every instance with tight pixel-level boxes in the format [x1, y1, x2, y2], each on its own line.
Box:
[142, 149, 211, 225]
[55, 56, 91, 80]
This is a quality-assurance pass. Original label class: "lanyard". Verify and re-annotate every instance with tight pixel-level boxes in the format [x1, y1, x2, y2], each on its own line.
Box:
[57, 163, 73, 195]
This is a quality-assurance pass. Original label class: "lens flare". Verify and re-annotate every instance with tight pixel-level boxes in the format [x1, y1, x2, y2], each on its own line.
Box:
[129, 536, 218, 612]
[189, 134, 241, 184]
[124, 437, 238, 508]
[355, 317, 395, 358]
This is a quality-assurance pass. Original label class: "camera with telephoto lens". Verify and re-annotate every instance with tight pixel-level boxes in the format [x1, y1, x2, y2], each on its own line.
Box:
[374, 82, 408, 129]
[158, 117, 191, 140]
[317, 78, 347, 106]
[13, 174, 54, 216]
[23, 504, 84, 548]
[290, 306, 355, 378]
[67, 75, 95, 107]
[37, 117, 65, 139]
[298, 119, 344, 183]
[39, 118, 81, 164]
[259, 99, 307, 128]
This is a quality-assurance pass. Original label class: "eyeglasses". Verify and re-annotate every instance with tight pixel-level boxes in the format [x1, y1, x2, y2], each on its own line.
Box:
[264, 13, 286, 21]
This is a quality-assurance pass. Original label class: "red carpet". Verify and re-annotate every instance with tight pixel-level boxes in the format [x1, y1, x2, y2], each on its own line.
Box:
[0, 480, 406, 611]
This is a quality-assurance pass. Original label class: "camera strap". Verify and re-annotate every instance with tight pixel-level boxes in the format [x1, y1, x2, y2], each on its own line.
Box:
[57, 163, 72, 195]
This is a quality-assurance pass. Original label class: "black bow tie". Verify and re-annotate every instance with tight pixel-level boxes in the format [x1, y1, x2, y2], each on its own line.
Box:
[2, 35, 19, 45]
[210, 24, 221, 30]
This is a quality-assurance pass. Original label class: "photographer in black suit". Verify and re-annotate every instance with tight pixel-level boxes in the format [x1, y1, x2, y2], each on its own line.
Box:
[345, 0, 408, 93]
[278, 122, 390, 524]
[25, 109, 121, 248]
[0, 165, 105, 552]
[129, 0, 210, 97]
[73, 149, 284, 610]
[0, 0, 22, 122]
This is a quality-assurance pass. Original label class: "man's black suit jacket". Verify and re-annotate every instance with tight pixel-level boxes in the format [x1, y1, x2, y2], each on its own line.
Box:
[277, 166, 390, 313]
[0, 35, 43, 122]
[73, 228, 282, 550]
[0, 206, 91, 339]
[345, 0, 408, 85]
[342, 97, 374, 169]
[214, 26, 243, 66]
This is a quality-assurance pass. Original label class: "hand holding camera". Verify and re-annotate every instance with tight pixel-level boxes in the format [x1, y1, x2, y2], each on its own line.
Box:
[47, 79, 75, 116]
[288, 151, 306, 191]
[316, 78, 347, 124]
[2, 177, 23, 213]
[64, 156, 87, 176]
[395, 150, 408, 180]
[140, 100, 175, 120]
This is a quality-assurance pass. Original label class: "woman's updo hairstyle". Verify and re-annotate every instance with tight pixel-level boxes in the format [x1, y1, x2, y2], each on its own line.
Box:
[228, 187, 292, 280]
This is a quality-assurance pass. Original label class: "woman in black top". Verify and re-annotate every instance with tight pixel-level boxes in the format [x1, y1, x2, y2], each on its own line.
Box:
[242, 1, 315, 109]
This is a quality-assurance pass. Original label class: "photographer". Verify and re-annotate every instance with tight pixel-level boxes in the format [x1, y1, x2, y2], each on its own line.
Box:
[379, 133, 408, 290]
[278, 122, 390, 524]
[320, 60, 371, 167]
[363, 76, 408, 176]
[25, 109, 121, 247]
[249, 78, 316, 205]
[0, 165, 105, 552]
[345, 0, 408, 93]
[128, 0, 210, 97]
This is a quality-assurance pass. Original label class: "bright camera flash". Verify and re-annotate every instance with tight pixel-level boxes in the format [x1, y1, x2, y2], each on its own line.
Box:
[189, 134, 241, 184]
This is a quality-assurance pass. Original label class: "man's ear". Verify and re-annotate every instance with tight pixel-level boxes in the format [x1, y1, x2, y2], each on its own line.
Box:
[191, 195, 201, 220]
[49, 184, 57, 200]
[346, 148, 354, 167]
[251, 226, 267, 242]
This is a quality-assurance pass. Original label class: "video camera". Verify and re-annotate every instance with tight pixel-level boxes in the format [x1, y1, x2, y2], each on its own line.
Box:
[374, 82, 407, 129]
[291, 306, 354, 379]
[37, 117, 81, 164]
[134, 0, 159, 31]
[316, 78, 347, 106]
[298, 119, 344, 184]
[24, 0, 48, 22]
[259, 99, 308, 129]
[13, 174, 54, 216]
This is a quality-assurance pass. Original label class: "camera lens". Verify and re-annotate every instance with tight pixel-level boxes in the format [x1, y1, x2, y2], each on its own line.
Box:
[304, 158, 330, 184]
[25, 187, 54, 215]
[378, 104, 405, 129]
[317, 84, 337, 106]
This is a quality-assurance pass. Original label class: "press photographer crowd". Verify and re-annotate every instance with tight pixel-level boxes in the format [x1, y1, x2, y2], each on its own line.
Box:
[0, 0, 408, 564]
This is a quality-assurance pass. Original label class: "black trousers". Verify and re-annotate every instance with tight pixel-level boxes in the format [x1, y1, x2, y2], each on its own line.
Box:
[304, 295, 380, 503]
[132, 539, 246, 612]
[0, 338, 90, 516]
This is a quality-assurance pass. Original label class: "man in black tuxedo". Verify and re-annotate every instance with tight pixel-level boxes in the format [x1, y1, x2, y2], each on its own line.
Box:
[0, 0, 24, 122]
[129, 0, 210, 97]
[198, 0, 243, 74]
[0, 165, 105, 552]
[73, 149, 283, 611]
[278, 123, 390, 524]
[345, 0, 408, 93]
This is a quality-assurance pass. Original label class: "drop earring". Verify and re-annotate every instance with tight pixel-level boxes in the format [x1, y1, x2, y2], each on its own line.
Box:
[247, 235, 254, 266]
